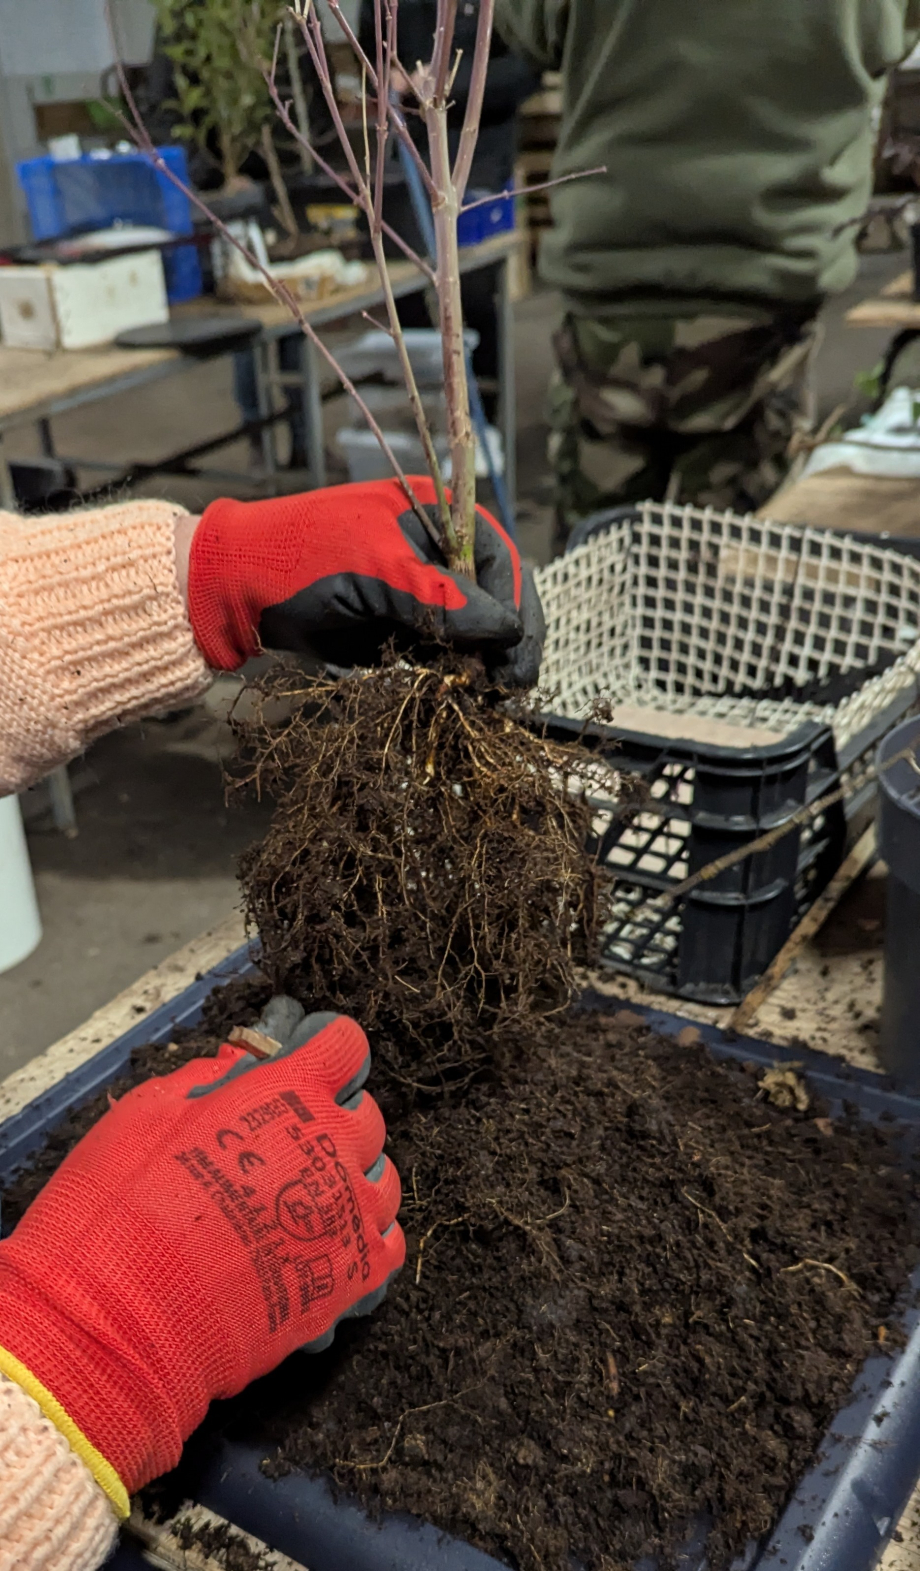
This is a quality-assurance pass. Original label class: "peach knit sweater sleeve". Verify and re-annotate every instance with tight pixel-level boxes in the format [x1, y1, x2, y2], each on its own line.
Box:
[0, 1374, 117, 1570]
[0, 501, 212, 795]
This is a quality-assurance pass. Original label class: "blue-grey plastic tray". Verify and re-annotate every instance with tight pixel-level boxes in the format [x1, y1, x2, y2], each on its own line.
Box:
[4, 949, 920, 1571]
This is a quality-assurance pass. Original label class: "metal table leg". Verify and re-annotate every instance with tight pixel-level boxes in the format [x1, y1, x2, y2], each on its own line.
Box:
[254, 337, 278, 478]
[301, 335, 327, 488]
[38, 418, 55, 458]
[497, 255, 517, 516]
[48, 766, 77, 837]
[0, 434, 17, 511]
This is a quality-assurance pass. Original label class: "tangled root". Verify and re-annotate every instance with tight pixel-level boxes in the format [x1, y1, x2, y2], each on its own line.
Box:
[232, 655, 629, 1084]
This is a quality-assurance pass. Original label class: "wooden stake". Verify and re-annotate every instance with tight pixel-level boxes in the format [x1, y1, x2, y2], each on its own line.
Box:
[730, 824, 878, 1034]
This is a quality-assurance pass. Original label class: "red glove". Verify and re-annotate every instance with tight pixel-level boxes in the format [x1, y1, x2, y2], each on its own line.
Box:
[0, 1014, 403, 1512]
[187, 476, 545, 687]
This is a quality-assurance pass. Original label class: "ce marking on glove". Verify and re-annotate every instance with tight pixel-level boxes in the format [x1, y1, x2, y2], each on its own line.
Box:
[215, 1127, 267, 1175]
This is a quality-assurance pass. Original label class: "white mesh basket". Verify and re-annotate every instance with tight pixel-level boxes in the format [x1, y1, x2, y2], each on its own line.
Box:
[533, 502, 920, 1003]
[536, 501, 920, 750]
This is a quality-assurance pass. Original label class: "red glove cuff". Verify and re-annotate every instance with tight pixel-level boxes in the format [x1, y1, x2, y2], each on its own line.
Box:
[0, 1230, 218, 1493]
[188, 494, 308, 670]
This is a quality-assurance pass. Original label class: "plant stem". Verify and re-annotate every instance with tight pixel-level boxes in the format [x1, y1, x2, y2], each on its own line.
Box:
[452, 0, 495, 203]
[108, 53, 438, 543]
[425, 96, 476, 576]
[260, 123, 300, 245]
[264, 72, 436, 280]
[293, 2, 451, 540]
[323, 0, 440, 203]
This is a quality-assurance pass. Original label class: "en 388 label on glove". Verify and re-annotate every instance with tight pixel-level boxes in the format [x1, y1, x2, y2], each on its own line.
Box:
[174, 1078, 379, 1334]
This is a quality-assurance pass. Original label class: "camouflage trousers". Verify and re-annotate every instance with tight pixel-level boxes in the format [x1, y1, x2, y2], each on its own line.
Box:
[548, 305, 820, 545]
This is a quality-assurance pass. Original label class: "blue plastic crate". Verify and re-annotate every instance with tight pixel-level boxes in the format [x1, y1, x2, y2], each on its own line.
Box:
[457, 182, 515, 248]
[16, 145, 201, 302]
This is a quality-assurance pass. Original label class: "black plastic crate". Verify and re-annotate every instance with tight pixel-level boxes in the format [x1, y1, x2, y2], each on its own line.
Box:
[4, 955, 920, 1571]
[535, 502, 920, 1003]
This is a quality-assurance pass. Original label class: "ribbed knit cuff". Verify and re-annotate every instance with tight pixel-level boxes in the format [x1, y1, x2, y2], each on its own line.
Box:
[0, 502, 212, 795]
[0, 1374, 117, 1571]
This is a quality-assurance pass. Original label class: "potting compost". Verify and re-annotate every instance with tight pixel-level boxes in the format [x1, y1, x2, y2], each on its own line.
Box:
[4, 983, 919, 1571]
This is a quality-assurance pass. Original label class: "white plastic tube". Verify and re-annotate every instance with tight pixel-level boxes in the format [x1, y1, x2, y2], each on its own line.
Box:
[0, 795, 42, 973]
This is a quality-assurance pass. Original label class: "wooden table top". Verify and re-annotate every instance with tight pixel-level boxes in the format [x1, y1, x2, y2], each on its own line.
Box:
[846, 268, 920, 328]
[0, 341, 178, 424]
[177, 228, 523, 333]
[0, 231, 522, 426]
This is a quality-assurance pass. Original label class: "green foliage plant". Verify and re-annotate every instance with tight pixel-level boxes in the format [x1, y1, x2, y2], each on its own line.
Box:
[151, 0, 283, 185]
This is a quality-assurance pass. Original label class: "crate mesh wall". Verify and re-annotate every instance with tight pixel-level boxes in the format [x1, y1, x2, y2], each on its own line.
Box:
[534, 503, 920, 990]
[537, 501, 920, 748]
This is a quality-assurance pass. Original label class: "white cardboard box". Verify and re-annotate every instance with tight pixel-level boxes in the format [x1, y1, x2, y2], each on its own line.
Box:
[0, 250, 169, 351]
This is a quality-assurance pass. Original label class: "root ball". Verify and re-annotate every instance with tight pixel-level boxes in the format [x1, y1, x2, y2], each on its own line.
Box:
[232, 656, 623, 1082]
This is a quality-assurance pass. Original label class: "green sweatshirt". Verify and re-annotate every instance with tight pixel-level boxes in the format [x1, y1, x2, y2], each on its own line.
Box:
[496, 0, 920, 312]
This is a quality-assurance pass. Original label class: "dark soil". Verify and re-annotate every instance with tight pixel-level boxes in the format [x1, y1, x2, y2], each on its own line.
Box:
[4, 999, 919, 1571]
[250, 1013, 920, 1571]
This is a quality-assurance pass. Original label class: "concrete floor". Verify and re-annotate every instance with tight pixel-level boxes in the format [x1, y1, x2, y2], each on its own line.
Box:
[0, 251, 912, 1075]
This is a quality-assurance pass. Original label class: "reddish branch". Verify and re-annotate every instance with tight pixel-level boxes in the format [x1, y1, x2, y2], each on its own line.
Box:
[108, 0, 598, 577]
[106, 12, 438, 543]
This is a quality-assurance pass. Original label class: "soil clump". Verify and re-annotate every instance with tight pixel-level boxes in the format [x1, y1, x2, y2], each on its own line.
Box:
[172, 1516, 273, 1570]
[238, 1010, 918, 1571]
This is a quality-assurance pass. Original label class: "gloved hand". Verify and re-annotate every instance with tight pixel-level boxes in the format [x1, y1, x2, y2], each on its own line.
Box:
[187, 476, 545, 687]
[0, 1010, 403, 1513]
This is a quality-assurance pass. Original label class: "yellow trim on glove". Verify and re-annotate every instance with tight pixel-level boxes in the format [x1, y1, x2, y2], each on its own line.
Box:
[0, 1343, 130, 1520]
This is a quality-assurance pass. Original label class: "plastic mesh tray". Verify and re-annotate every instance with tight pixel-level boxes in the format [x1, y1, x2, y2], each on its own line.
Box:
[3, 956, 920, 1571]
[534, 504, 920, 1002]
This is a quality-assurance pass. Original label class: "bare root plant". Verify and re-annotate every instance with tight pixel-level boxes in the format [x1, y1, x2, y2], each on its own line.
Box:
[111, 0, 600, 568]
[232, 656, 624, 1084]
[109, 0, 621, 1063]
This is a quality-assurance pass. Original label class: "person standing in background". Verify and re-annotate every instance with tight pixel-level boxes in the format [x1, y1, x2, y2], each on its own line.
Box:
[496, 0, 920, 550]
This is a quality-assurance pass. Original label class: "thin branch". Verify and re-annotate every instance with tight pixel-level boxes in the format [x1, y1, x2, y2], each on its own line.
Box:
[431, 0, 459, 99]
[447, 46, 464, 97]
[261, 123, 300, 244]
[361, 59, 373, 191]
[319, 0, 377, 79]
[452, 0, 495, 203]
[293, 1, 450, 532]
[271, 20, 283, 82]
[322, 0, 440, 199]
[292, 5, 372, 206]
[361, 311, 393, 334]
[106, 25, 437, 543]
[373, 0, 394, 233]
[460, 166, 607, 214]
[264, 71, 436, 280]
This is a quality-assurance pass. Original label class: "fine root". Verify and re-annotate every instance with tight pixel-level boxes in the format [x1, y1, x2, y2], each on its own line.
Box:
[231, 653, 626, 1085]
